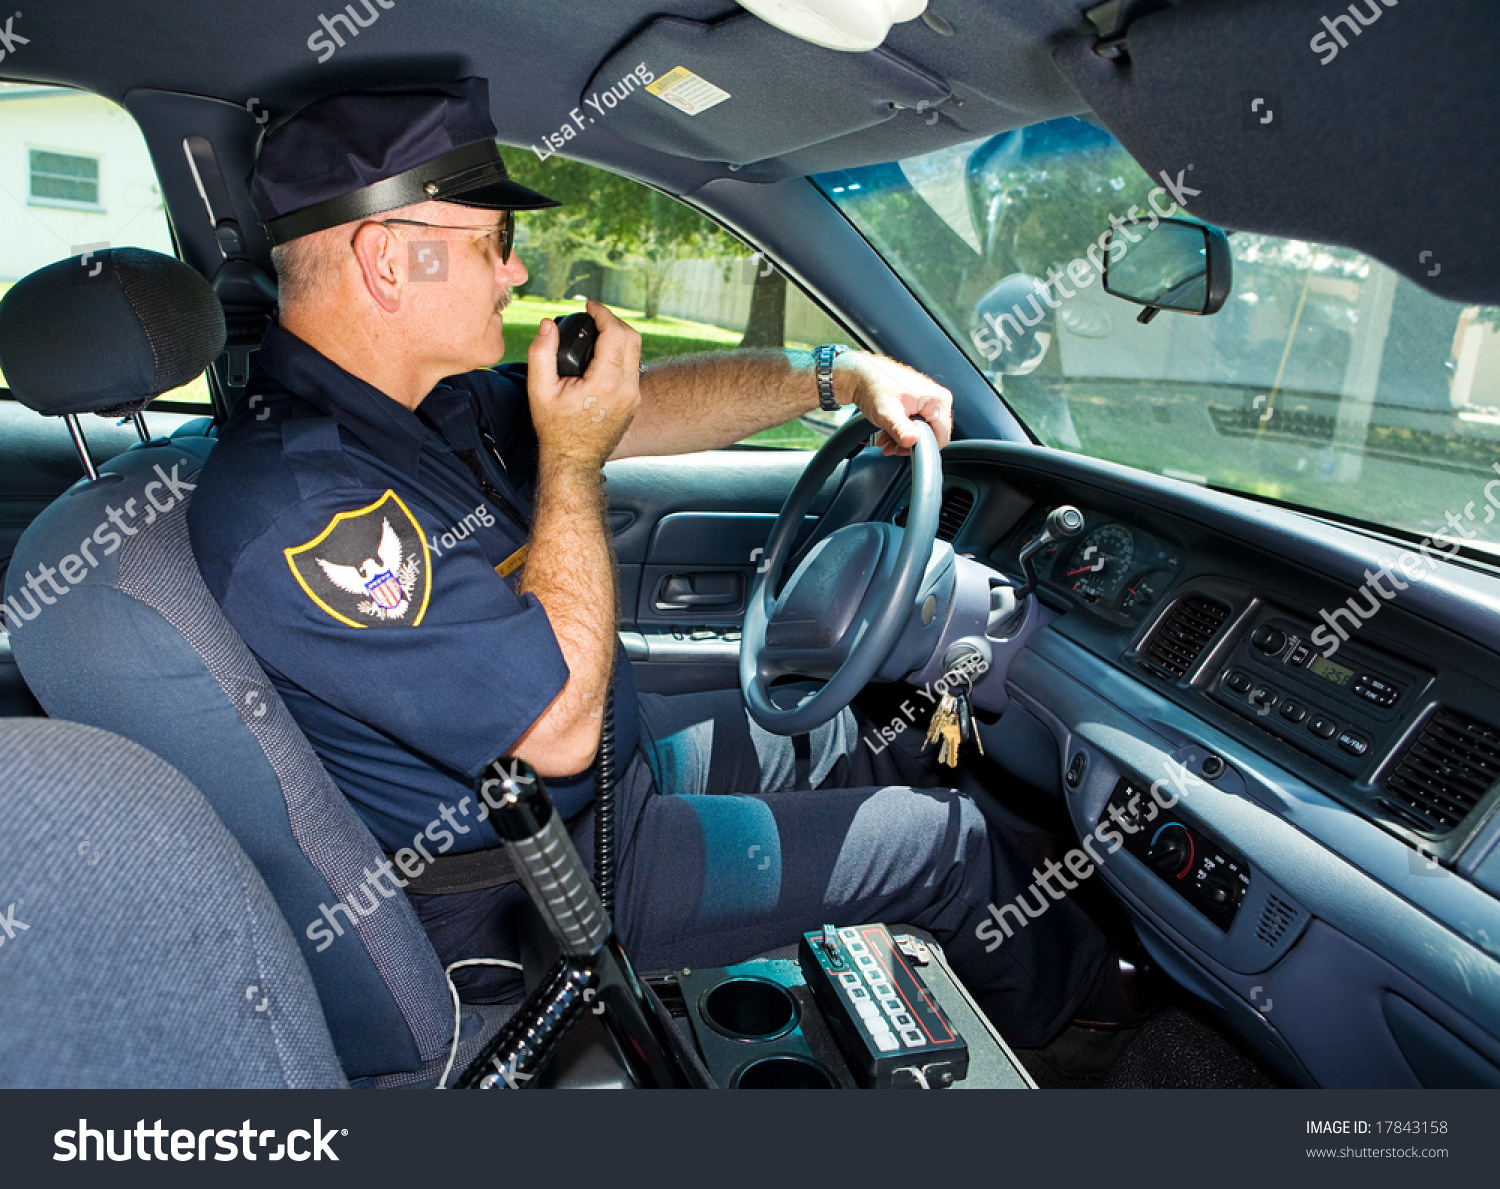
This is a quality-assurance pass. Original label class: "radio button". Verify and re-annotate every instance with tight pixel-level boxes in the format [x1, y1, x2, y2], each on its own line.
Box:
[1251, 625, 1288, 654]
[1225, 670, 1254, 694]
[1353, 674, 1400, 708]
[1308, 716, 1338, 739]
[1337, 732, 1370, 757]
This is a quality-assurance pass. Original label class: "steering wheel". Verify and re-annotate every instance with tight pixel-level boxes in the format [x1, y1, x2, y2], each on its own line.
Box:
[739, 414, 942, 735]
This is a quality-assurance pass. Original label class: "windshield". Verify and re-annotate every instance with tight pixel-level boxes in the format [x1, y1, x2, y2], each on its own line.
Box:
[814, 117, 1500, 552]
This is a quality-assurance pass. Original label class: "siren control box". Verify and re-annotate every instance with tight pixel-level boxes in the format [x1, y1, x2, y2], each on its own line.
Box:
[798, 923, 968, 1089]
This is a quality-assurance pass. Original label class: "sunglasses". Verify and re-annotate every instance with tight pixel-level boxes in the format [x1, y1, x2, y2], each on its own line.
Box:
[353, 210, 517, 263]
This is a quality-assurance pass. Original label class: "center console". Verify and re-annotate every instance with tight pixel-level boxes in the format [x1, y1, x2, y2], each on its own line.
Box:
[642, 923, 1034, 1090]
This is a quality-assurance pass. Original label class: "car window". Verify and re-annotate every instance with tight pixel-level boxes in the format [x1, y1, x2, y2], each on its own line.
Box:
[0, 82, 209, 405]
[814, 117, 1500, 552]
[502, 151, 857, 449]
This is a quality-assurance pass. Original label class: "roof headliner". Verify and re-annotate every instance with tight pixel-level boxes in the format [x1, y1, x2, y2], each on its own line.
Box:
[0, 0, 1094, 190]
[3, 0, 1495, 302]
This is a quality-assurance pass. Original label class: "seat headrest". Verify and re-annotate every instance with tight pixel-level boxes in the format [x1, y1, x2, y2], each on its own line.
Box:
[0, 247, 226, 416]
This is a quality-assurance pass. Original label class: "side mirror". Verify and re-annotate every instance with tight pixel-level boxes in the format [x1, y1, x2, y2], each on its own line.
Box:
[1103, 217, 1232, 324]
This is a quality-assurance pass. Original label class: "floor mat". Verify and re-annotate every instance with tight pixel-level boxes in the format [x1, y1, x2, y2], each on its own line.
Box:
[1100, 1007, 1276, 1088]
[1017, 1006, 1278, 1089]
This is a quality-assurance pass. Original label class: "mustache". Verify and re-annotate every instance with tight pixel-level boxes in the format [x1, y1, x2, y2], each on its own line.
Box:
[495, 289, 513, 315]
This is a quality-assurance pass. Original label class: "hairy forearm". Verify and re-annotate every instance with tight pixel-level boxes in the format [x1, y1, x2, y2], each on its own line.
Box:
[609, 349, 857, 459]
[509, 457, 618, 774]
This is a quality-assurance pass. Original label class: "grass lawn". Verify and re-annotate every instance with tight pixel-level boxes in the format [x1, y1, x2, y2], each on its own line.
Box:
[496, 294, 771, 365]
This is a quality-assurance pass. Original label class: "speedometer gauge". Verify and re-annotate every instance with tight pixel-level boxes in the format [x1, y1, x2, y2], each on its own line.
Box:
[1063, 525, 1135, 603]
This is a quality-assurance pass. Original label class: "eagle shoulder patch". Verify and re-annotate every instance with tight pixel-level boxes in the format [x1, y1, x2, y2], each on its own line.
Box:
[285, 491, 432, 628]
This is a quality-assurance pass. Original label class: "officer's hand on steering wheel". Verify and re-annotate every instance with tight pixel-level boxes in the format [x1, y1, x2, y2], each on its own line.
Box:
[527, 299, 641, 469]
[843, 353, 954, 457]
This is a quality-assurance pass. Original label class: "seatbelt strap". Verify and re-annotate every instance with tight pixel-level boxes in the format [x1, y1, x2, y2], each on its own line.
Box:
[793, 733, 813, 789]
[391, 844, 520, 896]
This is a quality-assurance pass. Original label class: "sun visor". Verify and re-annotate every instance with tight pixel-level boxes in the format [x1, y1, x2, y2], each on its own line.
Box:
[582, 13, 950, 168]
[1053, 0, 1500, 304]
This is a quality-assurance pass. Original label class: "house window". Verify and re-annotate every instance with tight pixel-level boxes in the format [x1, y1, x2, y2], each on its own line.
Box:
[29, 149, 100, 206]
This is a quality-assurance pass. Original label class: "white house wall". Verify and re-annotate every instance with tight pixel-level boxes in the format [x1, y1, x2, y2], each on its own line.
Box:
[0, 87, 173, 284]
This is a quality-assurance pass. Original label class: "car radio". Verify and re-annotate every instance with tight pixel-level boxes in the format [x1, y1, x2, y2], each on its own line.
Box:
[1209, 613, 1430, 777]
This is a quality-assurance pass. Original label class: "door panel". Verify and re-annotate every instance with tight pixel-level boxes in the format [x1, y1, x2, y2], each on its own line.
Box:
[637, 512, 818, 626]
[603, 446, 906, 694]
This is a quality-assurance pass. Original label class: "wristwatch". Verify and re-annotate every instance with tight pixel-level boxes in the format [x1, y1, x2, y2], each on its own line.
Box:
[813, 344, 848, 411]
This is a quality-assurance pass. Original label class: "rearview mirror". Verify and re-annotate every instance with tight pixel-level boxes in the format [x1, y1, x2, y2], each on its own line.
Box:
[1104, 217, 1232, 324]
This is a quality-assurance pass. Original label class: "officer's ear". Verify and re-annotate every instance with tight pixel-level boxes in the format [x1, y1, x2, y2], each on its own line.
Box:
[347, 221, 404, 314]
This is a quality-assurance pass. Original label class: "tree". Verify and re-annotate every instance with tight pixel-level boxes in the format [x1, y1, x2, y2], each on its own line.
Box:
[739, 267, 787, 348]
[504, 155, 620, 299]
[504, 148, 739, 314]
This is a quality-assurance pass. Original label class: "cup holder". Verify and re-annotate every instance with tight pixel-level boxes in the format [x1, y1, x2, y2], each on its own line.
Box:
[700, 976, 798, 1042]
[731, 1055, 837, 1089]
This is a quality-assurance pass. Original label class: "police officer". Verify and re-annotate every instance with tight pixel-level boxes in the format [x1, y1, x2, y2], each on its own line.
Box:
[189, 79, 1122, 1051]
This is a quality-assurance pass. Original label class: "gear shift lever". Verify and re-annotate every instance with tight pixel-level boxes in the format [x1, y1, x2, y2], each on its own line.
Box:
[1016, 505, 1084, 600]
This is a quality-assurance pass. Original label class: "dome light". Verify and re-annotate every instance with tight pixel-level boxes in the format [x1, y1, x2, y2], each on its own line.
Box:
[735, 0, 929, 53]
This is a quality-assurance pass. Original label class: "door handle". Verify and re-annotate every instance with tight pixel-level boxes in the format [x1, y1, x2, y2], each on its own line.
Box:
[655, 572, 742, 611]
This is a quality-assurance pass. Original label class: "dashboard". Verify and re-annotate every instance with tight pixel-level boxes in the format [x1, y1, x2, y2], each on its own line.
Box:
[897, 443, 1500, 1089]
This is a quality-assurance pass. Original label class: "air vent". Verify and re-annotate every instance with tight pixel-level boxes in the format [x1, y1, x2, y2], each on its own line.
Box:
[1256, 894, 1297, 948]
[894, 487, 975, 543]
[1382, 708, 1500, 833]
[1140, 595, 1230, 678]
[937, 488, 975, 542]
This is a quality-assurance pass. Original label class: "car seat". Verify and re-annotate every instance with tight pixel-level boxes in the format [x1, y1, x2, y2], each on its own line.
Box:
[0, 716, 348, 1087]
[0, 248, 499, 1084]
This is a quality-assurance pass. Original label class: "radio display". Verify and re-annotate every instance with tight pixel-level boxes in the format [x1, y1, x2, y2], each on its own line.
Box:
[1308, 655, 1354, 687]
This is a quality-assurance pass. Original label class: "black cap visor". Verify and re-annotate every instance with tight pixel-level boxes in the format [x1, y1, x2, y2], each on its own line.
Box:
[264, 140, 558, 245]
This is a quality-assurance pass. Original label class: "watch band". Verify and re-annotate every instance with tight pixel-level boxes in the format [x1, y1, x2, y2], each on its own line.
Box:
[814, 344, 847, 411]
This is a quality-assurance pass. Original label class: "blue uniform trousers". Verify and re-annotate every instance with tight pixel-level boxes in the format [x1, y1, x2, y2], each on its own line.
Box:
[411, 688, 1112, 1049]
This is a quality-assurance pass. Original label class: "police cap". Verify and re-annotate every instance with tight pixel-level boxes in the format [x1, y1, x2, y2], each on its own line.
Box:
[251, 77, 558, 245]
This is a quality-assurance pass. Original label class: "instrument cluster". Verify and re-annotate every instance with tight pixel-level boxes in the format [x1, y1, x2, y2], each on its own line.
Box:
[1009, 512, 1185, 625]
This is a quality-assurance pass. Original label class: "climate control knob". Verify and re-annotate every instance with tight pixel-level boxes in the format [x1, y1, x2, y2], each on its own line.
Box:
[1147, 826, 1192, 877]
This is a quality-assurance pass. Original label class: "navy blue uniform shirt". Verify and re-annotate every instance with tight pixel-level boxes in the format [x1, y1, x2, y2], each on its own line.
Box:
[189, 321, 638, 852]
